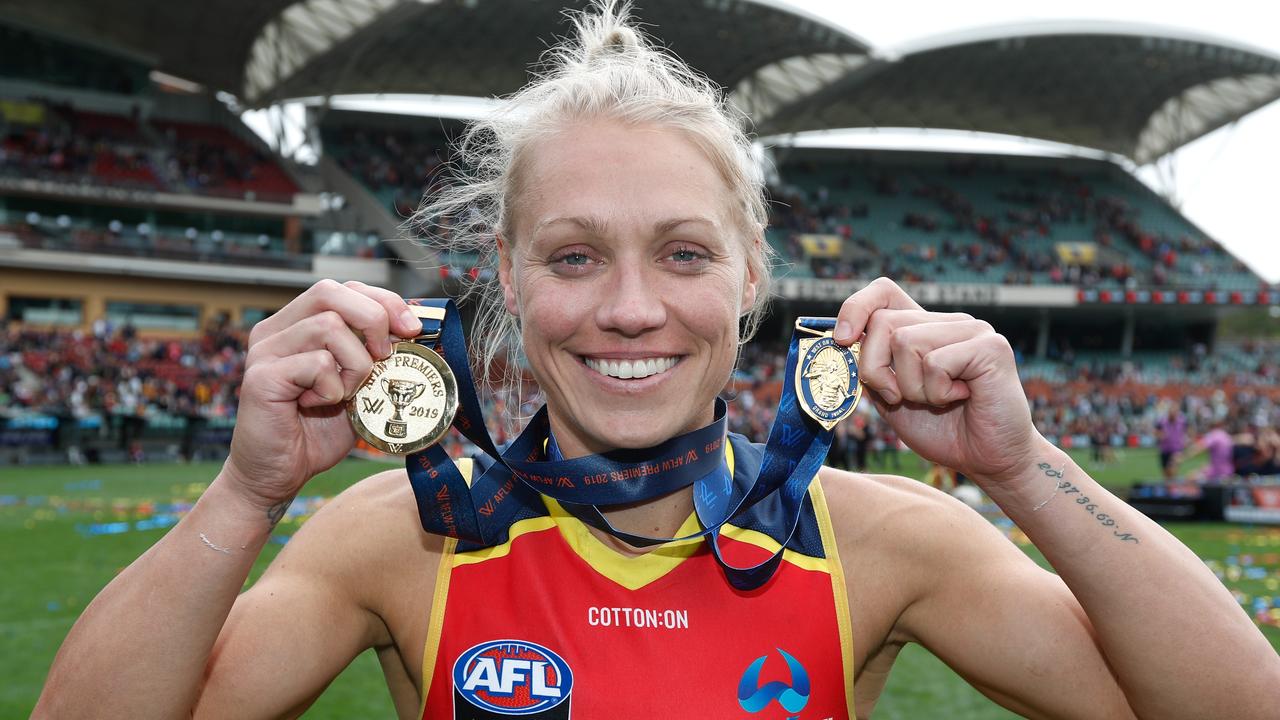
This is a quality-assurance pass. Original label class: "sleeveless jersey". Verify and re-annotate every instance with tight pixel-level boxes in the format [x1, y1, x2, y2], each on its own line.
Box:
[418, 435, 856, 719]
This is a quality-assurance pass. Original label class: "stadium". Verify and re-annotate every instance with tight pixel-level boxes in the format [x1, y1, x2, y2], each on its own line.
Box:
[2, 0, 1279, 717]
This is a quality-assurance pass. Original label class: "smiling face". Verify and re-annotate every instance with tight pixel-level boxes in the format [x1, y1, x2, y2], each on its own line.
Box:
[500, 119, 758, 457]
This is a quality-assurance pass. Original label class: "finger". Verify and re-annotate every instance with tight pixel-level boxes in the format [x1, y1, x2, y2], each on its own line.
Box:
[859, 310, 972, 404]
[249, 279, 395, 359]
[248, 311, 375, 400]
[918, 334, 1012, 406]
[890, 319, 992, 404]
[342, 280, 422, 340]
[254, 349, 346, 408]
[834, 277, 924, 345]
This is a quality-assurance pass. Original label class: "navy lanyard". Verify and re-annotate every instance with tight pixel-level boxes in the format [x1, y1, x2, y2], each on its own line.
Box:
[402, 298, 839, 591]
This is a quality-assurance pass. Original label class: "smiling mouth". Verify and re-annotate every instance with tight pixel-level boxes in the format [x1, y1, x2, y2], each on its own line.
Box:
[582, 356, 679, 380]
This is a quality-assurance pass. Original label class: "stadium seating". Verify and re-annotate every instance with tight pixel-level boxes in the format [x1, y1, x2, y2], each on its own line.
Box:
[319, 123, 452, 218]
[0, 100, 300, 202]
[770, 151, 1258, 290]
[154, 120, 299, 202]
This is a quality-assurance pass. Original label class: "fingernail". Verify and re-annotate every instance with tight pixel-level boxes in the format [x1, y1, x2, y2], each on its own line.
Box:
[400, 308, 418, 331]
[834, 320, 853, 343]
[882, 386, 900, 404]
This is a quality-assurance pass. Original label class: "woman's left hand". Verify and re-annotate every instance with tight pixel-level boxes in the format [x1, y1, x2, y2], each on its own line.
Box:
[832, 277, 1041, 483]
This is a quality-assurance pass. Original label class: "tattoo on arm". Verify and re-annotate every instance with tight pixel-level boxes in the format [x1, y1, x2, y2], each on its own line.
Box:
[1036, 463, 1140, 544]
[266, 497, 294, 528]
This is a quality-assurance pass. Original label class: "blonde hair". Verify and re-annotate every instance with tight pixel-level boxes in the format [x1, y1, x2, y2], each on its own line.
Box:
[409, 0, 772, 410]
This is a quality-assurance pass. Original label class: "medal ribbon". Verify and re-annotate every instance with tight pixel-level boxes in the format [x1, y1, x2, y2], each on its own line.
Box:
[402, 299, 843, 590]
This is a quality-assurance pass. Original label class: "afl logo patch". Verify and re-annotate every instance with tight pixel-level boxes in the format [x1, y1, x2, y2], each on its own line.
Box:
[452, 639, 573, 718]
[795, 334, 862, 431]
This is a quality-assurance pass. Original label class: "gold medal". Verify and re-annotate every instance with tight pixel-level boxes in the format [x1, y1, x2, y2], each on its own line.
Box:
[348, 306, 458, 454]
[794, 320, 862, 431]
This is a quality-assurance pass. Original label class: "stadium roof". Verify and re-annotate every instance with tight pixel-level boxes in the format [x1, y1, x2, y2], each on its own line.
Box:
[0, 0, 869, 110]
[5, 4, 1280, 163]
[753, 21, 1280, 164]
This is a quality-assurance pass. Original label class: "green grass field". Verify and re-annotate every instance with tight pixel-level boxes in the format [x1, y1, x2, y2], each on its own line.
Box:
[2, 448, 1278, 718]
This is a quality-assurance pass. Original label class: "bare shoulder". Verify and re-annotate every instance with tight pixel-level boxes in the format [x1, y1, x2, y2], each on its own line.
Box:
[267, 468, 445, 608]
[817, 466, 1001, 556]
[816, 467, 1032, 649]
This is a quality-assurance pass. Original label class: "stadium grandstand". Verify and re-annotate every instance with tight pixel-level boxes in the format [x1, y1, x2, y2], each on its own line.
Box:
[1, 0, 1278, 480]
[4, 2, 1280, 718]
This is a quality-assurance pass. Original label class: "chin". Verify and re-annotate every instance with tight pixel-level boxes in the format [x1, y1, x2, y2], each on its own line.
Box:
[580, 406, 697, 450]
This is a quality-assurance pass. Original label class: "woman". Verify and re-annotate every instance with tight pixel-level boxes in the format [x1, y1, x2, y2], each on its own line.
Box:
[1177, 417, 1236, 483]
[36, 3, 1278, 718]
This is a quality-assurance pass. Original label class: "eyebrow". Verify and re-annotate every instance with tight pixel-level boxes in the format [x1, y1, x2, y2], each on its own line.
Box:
[532, 215, 718, 239]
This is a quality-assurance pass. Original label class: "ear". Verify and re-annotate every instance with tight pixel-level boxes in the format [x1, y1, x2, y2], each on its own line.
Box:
[497, 233, 519, 316]
[739, 229, 762, 314]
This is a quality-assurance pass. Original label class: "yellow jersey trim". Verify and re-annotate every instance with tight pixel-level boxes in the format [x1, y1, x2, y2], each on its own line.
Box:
[418, 535, 455, 716]
[717, 521, 831, 575]
[451, 515, 558, 567]
[520, 437, 739, 591]
[419, 457, 471, 712]
[812, 475, 856, 716]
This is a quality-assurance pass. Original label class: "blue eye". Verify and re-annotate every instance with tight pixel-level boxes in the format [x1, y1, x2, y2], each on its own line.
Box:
[557, 252, 591, 266]
[668, 244, 710, 264]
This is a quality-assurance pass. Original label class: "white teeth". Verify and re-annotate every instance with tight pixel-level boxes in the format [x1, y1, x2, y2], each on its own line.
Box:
[585, 356, 677, 379]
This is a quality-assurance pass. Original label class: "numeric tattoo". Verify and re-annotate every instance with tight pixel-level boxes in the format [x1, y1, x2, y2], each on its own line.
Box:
[1036, 463, 1140, 544]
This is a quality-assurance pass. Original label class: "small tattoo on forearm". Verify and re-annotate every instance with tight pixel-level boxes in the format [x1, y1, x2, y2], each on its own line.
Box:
[199, 532, 232, 554]
[1036, 463, 1140, 544]
[266, 497, 294, 528]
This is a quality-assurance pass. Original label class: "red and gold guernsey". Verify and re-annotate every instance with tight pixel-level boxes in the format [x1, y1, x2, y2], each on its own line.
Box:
[418, 436, 856, 719]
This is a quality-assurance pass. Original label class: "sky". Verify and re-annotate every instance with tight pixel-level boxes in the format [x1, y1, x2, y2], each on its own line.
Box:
[780, 0, 1280, 282]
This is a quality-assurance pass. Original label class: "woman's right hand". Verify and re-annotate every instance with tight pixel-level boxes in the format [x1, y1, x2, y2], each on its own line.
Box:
[221, 279, 425, 511]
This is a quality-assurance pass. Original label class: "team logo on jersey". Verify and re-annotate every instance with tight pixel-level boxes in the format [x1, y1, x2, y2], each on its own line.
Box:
[452, 639, 573, 718]
[737, 648, 811, 717]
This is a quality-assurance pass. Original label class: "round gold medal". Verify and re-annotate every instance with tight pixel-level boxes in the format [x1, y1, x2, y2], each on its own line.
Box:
[348, 342, 458, 455]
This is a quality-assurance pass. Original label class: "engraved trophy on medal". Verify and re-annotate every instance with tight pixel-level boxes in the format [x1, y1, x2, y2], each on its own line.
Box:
[381, 378, 427, 439]
[348, 304, 459, 455]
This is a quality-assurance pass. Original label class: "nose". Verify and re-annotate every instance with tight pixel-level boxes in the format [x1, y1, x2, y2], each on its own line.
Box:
[594, 258, 666, 337]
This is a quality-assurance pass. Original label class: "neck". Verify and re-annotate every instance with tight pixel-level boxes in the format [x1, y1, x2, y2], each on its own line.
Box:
[543, 407, 717, 555]
[589, 486, 696, 556]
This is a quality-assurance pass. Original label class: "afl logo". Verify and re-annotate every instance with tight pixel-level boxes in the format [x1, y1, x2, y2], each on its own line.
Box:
[452, 639, 573, 718]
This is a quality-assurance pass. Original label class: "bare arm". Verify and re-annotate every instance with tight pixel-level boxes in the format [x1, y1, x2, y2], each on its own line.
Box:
[34, 280, 426, 718]
[35, 476, 290, 718]
[193, 470, 434, 718]
[972, 443, 1279, 719]
[832, 277, 1280, 719]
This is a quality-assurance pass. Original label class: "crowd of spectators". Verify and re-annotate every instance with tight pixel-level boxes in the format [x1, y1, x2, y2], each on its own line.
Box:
[768, 157, 1259, 290]
[0, 318, 244, 459]
[157, 122, 298, 200]
[0, 101, 160, 190]
[4, 320, 1278, 480]
[0, 100, 298, 200]
[323, 126, 451, 218]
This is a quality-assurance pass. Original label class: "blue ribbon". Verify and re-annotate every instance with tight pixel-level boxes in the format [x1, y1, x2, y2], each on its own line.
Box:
[402, 299, 839, 590]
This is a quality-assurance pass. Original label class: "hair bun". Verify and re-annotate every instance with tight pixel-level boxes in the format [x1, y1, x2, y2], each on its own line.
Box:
[584, 24, 640, 62]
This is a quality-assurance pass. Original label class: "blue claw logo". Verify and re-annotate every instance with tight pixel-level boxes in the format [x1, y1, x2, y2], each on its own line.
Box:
[737, 648, 811, 717]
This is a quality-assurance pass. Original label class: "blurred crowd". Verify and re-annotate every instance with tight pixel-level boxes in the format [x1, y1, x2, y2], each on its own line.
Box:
[768, 158, 1258, 290]
[0, 102, 159, 190]
[4, 322, 1278, 481]
[325, 126, 450, 218]
[0, 101, 297, 199]
[0, 319, 244, 423]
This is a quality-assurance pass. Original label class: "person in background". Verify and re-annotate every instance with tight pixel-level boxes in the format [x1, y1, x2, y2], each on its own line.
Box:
[1177, 417, 1234, 483]
[1156, 402, 1187, 481]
